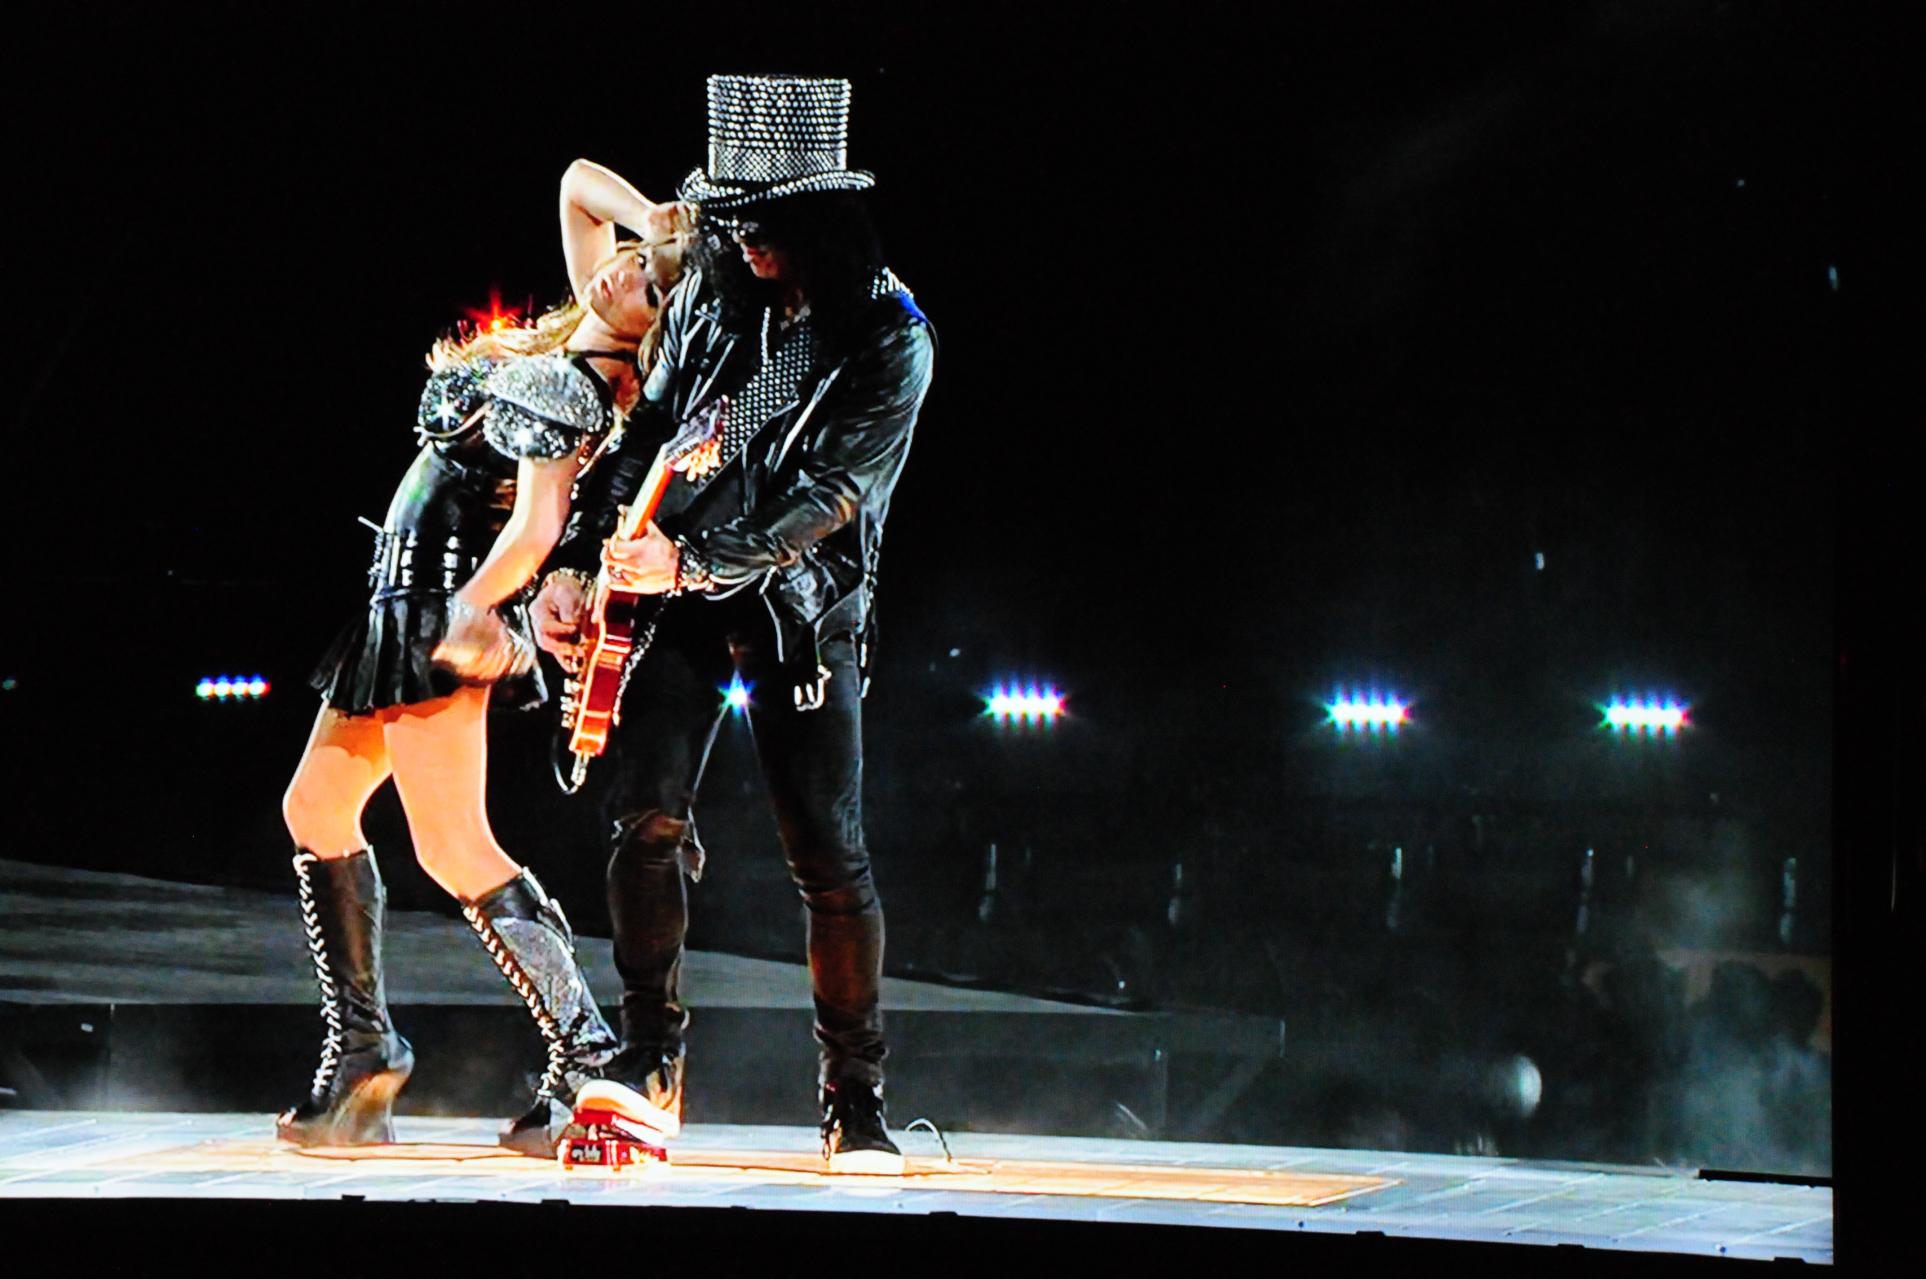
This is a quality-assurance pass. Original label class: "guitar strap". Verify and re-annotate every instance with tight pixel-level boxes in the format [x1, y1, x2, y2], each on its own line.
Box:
[582, 308, 814, 690]
[660, 306, 818, 522]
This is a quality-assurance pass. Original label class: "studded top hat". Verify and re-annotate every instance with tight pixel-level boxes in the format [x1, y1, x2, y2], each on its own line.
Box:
[677, 74, 876, 212]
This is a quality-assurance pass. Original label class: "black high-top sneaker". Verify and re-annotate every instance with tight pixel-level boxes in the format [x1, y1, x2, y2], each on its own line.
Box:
[277, 849, 415, 1146]
[461, 868, 619, 1158]
[821, 1078, 904, 1175]
[574, 1044, 684, 1139]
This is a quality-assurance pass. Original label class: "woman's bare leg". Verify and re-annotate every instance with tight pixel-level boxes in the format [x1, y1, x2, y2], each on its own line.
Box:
[283, 705, 392, 856]
[278, 703, 412, 1146]
[385, 685, 619, 1155]
[381, 684, 520, 901]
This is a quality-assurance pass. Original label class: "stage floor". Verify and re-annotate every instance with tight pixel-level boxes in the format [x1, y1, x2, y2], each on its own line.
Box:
[0, 1111, 1830, 1264]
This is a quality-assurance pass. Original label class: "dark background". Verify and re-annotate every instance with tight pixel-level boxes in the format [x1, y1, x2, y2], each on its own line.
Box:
[0, 0, 1907, 1189]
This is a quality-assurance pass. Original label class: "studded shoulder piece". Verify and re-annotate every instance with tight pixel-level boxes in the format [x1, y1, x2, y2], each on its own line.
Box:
[482, 355, 615, 462]
[416, 357, 501, 443]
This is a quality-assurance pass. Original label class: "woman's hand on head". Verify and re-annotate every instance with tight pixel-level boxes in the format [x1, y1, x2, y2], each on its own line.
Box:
[644, 201, 691, 245]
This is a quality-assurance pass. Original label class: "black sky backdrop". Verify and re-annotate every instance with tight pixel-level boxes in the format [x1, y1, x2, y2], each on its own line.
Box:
[0, 1, 1893, 927]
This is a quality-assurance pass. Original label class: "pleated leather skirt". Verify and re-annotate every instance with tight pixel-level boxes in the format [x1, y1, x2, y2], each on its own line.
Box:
[309, 590, 545, 715]
[309, 522, 546, 715]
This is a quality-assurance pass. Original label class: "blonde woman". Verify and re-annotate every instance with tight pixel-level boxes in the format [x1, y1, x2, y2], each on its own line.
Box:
[278, 160, 690, 1157]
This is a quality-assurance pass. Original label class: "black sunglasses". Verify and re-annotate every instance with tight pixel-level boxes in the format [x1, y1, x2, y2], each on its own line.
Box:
[707, 213, 777, 248]
[730, 221, 776, 248]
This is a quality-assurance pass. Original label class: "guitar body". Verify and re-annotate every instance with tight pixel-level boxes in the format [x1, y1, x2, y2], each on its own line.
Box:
[554, 397, 726, 792]
[563, 582, 658, 759]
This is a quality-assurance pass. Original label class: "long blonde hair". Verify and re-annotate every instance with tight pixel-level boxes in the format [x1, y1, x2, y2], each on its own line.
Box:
[426, 227, 692, 376]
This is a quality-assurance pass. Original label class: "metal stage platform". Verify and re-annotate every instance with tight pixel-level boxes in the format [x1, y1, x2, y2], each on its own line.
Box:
[0, 856, 1101, 1011]
[0, 1111, 1830, 1267]
[1, 858, 1278, 1136]
[0, 860, 1833, 1266]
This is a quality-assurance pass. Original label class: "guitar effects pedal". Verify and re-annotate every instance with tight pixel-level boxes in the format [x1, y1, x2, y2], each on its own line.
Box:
[559, 1108, 670, 1172]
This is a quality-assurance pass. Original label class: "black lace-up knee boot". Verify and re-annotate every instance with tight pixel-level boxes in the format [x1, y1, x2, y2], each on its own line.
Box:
[277, 848, 415, 1146]
[462, 868, 619, 1158]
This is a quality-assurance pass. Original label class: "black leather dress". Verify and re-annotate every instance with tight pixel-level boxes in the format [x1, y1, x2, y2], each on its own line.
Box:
[310, 351, 621, 715]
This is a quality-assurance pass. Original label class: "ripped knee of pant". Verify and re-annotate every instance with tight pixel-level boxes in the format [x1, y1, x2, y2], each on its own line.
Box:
[611, 810, 704, 882]
[799, 875, 878, 919]
[678, 830, 706, 883]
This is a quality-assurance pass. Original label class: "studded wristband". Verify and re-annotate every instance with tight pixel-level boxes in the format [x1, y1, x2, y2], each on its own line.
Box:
[447, 596, 487, 624]
[671, 538, 715, 595]
[550, 567, 597, 596]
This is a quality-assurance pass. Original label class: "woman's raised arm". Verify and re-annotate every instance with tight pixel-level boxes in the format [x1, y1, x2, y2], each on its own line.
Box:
[560, 159, 677, 305]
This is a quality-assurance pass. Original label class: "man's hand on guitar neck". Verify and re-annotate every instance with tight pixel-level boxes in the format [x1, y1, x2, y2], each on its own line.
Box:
[602, 517, 680, 596]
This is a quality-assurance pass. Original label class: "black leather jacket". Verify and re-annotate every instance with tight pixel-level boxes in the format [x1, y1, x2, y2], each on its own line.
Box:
[555, 267, 935, 685]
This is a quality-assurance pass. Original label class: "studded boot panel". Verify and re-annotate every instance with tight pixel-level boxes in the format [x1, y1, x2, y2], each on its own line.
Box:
[462, 868, 619, 1155]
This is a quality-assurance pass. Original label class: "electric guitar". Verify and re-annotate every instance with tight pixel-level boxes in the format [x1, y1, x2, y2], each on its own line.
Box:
[556, 398, 725, 792]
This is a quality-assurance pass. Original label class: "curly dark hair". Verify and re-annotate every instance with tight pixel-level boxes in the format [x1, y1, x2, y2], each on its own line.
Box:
[690, 190, 886, 354]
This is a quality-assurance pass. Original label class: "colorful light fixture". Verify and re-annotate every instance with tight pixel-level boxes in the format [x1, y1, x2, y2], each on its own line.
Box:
[985, 682, 1064, 724]
[197, 675, 270, 700]
[1326, 689, 1409, 732]
[1601, 695, 1688, 734]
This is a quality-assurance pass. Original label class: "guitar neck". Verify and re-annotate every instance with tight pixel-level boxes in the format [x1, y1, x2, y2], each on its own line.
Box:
[613, 448, 675, 542]
[603, 399, 723, 551]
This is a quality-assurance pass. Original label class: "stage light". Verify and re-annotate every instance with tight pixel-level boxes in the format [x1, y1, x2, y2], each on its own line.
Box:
[1601, 694, 1687, 734]
[1326, 689, 1409, 732]
[198, 674, 270, 701]
[985, 682, 1064, 724]
[722, 673, 751, 712]
[462, 285, 523, 336]
[1487, 1055, 1543, 1119]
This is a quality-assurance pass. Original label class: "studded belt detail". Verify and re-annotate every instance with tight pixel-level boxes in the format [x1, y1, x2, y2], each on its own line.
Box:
[366, 528, 482, 599]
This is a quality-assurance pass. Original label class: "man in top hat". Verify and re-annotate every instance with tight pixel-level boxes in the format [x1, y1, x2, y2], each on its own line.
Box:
[531, 74, 934, 1172]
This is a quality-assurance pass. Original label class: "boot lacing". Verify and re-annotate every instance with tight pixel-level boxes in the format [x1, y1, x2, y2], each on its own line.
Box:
[461, 902, 579, 1100]
[292, 853, 345, 1097]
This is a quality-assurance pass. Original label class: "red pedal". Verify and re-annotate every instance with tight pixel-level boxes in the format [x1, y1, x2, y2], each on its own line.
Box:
[558, 1109, 669, 1171]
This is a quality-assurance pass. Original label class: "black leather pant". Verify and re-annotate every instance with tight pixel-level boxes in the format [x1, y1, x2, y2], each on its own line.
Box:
[604, 593, 885, 1087]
